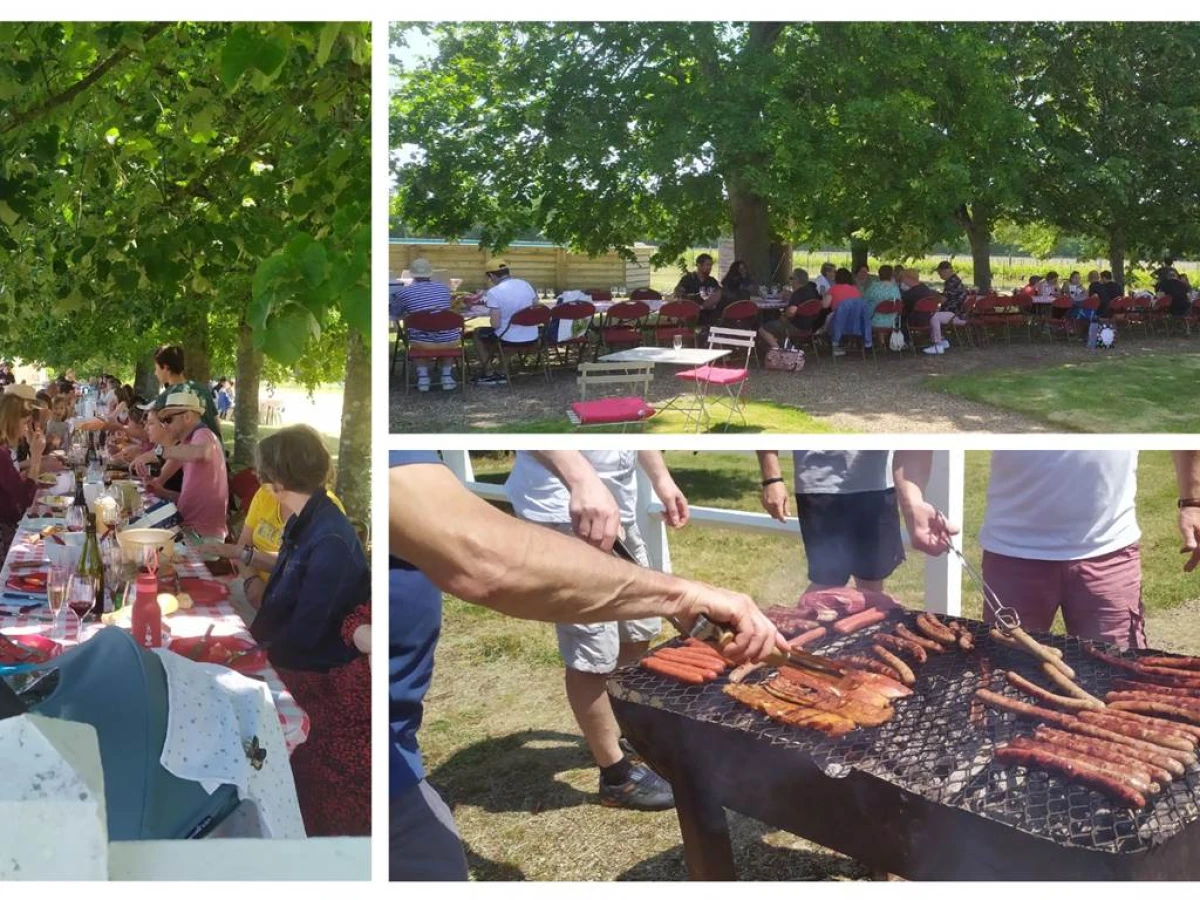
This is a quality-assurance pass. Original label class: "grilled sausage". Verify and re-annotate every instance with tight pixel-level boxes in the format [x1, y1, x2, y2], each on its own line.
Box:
[640, 656, 711, 684]
[973, 689, 1193, 769]
[1033, 726, 1174, 785]
[1085, 645, 1200, 688]
[788, 626, 828, 649]
[727, 661, 765, 684]
[1140, 655, 1200, 671]
[989, 628, 1064, 658]
[915, 613, 957, 646]
[895, 622, 945, 653]
[874, 632, 928, 664]
[992, 744, 1146, 809]
[1040, 661, 1104, 707]
[1007, 627, 1076, 679]
[653, 648, 727, 674]
[683, 638, 732, 662]
[832, 607, 888, 635]
[1110, 680, 1200, 700]
[1078, 710, 1196, 754]
[1104, 704, 1200, 739]
[1107, 690, 1200, 711]
[838, 654, 903, 679]
[1092, 707, 1200, 744]
[872, 644, 915, 685]
[1005, 670, 1102, 711]
[1010, 735, 1157, 794]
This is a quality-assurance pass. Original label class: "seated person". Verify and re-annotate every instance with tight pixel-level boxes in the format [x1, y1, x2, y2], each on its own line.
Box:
[201, 482, 347, 610]
[720, 259, 757, 302]
[1089, 270, 1122, 317]
[865, 264, 902, 330]
[825, 268, 872, 356]
[248, 424, 371, 837]
[1156, 268, 1191, 317]
[391, 257, 460, 392]
[759, 268, 823, 349]
[674, 253, 722, 325]
[473, 258, 539, 386]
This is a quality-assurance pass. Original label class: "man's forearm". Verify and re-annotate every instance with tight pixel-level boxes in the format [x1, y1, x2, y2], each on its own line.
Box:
[757, 450, 782, 480]
[1174, 450, 1200, 499]
[163, 443, 208, 463]
[636, 450, 671, 486]
[892, 450, 934, 511]
[391, 465, 690, 624]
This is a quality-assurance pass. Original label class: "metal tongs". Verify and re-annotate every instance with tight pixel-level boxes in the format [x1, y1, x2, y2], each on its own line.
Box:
[934, 510, 1021, 634]
[611, 533, 844, 678]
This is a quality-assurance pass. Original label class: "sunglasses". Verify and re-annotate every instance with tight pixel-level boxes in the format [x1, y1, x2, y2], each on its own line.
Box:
[157, 411, 188, 424]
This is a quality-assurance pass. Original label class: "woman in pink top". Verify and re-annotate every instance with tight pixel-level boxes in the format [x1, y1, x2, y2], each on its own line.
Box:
[827, 268, 863, 310]
[824, 268, 873, 356]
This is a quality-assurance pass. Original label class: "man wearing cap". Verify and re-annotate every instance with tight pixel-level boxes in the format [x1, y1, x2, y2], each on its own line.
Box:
[390, 258, 459, 392]
[132, 386, 228, 538]
[473, 258, 539, 386]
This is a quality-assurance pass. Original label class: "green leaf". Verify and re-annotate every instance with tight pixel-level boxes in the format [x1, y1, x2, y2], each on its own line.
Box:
[300, 240, 328, 287]
[220, 27, 289, 90]
[259, 304, 320, 365]
[317, 23, 342, 67]
[340, 283, 371, 337]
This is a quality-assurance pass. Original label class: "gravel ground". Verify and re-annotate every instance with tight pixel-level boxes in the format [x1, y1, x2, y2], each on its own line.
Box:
[390, 335, 1194, 434]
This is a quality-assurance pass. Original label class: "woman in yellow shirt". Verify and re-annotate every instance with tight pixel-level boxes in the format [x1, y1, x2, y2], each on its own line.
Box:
[202, 484, 345, 608]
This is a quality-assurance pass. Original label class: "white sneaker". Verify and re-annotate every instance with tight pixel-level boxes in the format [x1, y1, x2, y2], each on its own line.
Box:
[417, 377, 431, 392]
[923, 345, 944, 355]
[832, 348, 847, 357]
[441, 375, 457, 391]
[937, 340, 950, 350]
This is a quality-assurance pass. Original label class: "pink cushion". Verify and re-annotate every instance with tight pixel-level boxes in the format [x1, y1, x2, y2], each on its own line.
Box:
[674, 365, 748, 385]
[571, 396, 656, 425]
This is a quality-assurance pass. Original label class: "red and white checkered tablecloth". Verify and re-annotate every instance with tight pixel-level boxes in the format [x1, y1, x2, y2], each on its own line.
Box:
[0, 507, 310, 752]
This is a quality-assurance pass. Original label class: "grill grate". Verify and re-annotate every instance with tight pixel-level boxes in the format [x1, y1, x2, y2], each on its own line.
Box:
[609, 613, 1200, 856]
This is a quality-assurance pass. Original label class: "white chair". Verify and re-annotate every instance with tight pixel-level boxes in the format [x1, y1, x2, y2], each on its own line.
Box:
[567, 362, 657, 432]
[673, 327, 755, 432]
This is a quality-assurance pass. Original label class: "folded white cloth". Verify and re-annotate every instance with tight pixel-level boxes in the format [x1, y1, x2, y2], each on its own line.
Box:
[558, 290, 590, 304]
[153, 649, 305, 839]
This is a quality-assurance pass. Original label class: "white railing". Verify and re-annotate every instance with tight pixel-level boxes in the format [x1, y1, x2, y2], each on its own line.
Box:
[439, 450, 965, 615]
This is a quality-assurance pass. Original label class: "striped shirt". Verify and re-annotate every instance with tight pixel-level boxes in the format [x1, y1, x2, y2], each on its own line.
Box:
[390, 280, 457, 344]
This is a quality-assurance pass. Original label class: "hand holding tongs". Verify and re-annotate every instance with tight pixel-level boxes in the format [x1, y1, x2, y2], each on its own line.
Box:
[933, 510, 1021, 634]
[610, 533, 843, 678]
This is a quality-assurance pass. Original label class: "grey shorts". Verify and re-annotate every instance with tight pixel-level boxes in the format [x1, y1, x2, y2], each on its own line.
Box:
[390, 779, 469, 881]
[539, 521, 663, 674]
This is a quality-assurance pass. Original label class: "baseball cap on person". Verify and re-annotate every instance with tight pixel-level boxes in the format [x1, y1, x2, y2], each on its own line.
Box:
[484, 257, 510, 273]
[5, 383, 47, 408]
[409, 258, 434, 278]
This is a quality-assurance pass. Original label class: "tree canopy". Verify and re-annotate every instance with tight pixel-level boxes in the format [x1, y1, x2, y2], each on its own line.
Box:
[392, 21, 1200, 290]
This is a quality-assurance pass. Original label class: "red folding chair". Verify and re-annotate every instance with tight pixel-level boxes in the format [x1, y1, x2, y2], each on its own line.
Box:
[401, 309, 467, 394]
[673, 326, 756, 432]
[1147, 295, 1172, 335]
[906, 296, 942, 353]
[1045, 295, 1076, 340]
[717, 299, 761, 365]
[548, 300, 596, 369]
[653, 299, 701, 348]
[584, 288, 614, 305]
[870, 300, 900, 361]
[227, 468, 261, 532]
[597, 299, 650, 357]
[785, 298, 827, 363]
[498, 305, 552, 386]
[568, 362, 657, 432]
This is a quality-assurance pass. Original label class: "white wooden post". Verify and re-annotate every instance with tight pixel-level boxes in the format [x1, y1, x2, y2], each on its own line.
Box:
[440, 449, 474, 483]
[634, 463, 672, 573]
[922, 449, 964, 615]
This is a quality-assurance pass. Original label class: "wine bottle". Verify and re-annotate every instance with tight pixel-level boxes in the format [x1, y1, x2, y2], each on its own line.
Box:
[73, 467, 86, 507]
[76, 511, 105, 618]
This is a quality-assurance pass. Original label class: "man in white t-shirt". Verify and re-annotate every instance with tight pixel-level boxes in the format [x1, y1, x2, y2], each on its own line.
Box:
[473, 258, 539, 386]
[505, 450, 689, 810]
[814, 262, 836, 301]
[895, 451, 1200, 649]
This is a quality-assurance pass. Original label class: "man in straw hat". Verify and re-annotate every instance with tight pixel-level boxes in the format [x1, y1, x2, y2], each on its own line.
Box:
[132, 385, 228, 538]
[473, 257, 539, 386]
[390, 257, 459, 392]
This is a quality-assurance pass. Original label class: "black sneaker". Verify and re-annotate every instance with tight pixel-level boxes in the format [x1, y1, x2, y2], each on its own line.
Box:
[618, 736, 643, 764]
[475, 373, 507, 386]
[598, 762, 675, 811]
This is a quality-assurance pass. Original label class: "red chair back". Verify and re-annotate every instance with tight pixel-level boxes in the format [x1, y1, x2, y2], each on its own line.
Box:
[509, 305, 552, 328]
[630, 288, 662, 302]
[405, 309, 466, 333]
[788, 298, 824, 333]
[585, 289, 613, 304]
[1153, 296, 1171, 312]
[552, 300, 597, 321]
[229, 468, 261, 515]
[1081, 295, 1100, 311]
[657, 299, 701, 323]
[908, 295, 942, 328]
[719, 299, 759, 325]
[1052, 295, 1073, 310]
[872, 300, 898, 316]
[605, 300, 650, 322]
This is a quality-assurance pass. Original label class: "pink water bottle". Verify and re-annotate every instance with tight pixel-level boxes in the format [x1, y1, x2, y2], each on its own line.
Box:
[131, 573, 162, 648]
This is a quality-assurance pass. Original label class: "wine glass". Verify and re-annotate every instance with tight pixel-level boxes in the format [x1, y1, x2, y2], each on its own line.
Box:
[47, 565, 70, 639]
[67, 575, 96, 622]
[66, 502, 85, 533]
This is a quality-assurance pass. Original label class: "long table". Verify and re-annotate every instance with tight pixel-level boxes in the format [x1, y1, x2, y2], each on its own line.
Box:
[0, 482, 309, 752]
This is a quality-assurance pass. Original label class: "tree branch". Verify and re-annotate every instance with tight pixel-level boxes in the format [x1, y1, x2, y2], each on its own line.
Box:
[1, 23, 171, 135]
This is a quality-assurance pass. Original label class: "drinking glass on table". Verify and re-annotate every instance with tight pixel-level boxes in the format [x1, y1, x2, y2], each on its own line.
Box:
[67, 575, 96, 621]
[672, 334, 684, 352]
[65, 502, 85, 533]
[47, 565, 70, 638]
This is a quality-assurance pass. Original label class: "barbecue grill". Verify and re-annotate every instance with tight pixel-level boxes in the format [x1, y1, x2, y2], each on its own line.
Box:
[608, 611, 1200, 880]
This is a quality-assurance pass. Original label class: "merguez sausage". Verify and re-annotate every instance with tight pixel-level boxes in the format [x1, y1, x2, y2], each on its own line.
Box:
[1107, 690, 1200, 711]
[993, 744, 1146, 809]
[1140, 655, 1200, 671]
[973, 689, 1194, 769]
[640, 656, 711, 684]
[1103, 704, 1200, 739]
[1033, 726, 1174, 785]
[1088, 708, 1199, 746]
[832, 608, 888, 635]
[1111, 679, 1200, 700]
[1005, 670, 1101, 711]
[872, 644, 915, 686]
[895, 622, 944, 653]
[1077, 710, 1196, 753]
[1009, 735, 1157, 795]
[788, 627, 828, 649]
[1085, 645, 1200, 688]
[874, 633, 928, 664]
[915, 613, 957, 646]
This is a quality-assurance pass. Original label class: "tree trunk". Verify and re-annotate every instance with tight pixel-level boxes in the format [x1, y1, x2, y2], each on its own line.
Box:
[967, 223, 992, 293]
[178, 304, 212, 387]
[850, 237, 869, 273]
[134, 355, 159, 398]
[335, 327, 371, 537]
[727, 175, 771, 284]
[232, 322, 261, 472]
[1108, 228, 1126, 292]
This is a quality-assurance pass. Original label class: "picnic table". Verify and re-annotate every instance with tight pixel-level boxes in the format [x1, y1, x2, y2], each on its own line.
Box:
[0, 480, 309, 753]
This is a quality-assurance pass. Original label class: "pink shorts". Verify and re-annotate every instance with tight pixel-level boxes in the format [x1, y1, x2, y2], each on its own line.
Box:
[980, 543, 1146, 649]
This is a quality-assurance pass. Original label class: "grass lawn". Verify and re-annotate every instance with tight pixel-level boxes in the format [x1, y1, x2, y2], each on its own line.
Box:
[478, 398, 841, 434]
[423, 450, 1198, 880]
[933, 351, 1200, 433]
